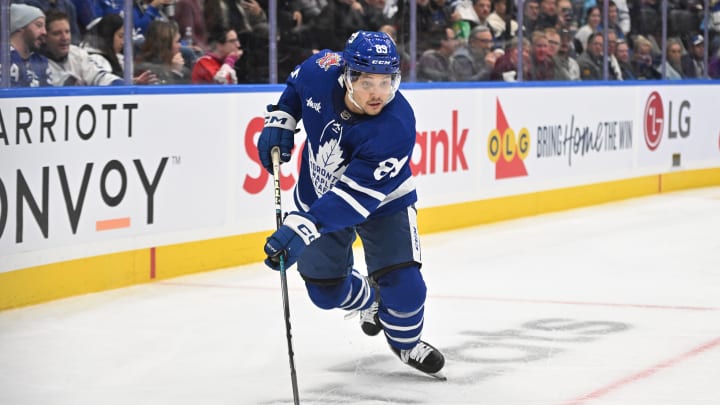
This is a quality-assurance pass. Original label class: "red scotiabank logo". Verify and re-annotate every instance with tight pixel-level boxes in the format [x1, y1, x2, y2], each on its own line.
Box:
[644, 91, 664, 151]
[488, 99, 529, 179]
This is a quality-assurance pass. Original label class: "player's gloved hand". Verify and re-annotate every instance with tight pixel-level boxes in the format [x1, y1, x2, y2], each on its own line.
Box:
[258, 104, 297, 173]
[264, 212, 320, 270]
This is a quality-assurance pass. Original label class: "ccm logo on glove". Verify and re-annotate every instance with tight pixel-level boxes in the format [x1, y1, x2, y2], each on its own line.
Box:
[257, 104, 298, 173]
[263, 212, 320, 270]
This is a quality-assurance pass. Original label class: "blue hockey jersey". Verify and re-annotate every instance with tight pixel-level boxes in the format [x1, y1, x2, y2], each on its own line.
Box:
[278, 50, 418, 234]
[2, 48, 52, 87]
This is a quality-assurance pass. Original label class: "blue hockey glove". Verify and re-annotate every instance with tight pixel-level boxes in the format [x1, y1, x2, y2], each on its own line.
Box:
[258, 104, 297, 173]
[264, 212, 320, 270]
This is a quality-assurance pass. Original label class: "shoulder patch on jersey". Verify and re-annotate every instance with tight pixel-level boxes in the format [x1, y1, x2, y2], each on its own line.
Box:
[316, 52, 343, 71]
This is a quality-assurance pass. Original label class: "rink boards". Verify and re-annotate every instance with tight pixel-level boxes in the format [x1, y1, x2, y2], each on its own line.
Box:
[1, 82, 719, 309]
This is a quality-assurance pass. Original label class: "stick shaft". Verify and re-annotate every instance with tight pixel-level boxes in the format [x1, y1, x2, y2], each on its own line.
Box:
[270, 147, 300, 405]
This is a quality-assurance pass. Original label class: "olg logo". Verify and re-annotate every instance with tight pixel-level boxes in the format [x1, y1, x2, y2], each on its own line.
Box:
[487, 127, 531, 163]
[487, 99, 529, 179]
[643, 91, 691, 151]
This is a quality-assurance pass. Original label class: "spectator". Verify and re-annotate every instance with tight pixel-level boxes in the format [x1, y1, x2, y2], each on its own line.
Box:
[491, 36, 531, 81]
[359, 0, 393, 31]
[173, 0, 209, 52]
[22, 0, 82, 44]
[529, 30, 567, 80]
[261, 0, 318, 80]
[42, 10, 124, 86]
[711, 1, 720, 52]
[133, 0, 177, 36]
[5, 3, 51, 87]
[523, 0, 540, 34]
[450, 0, 480, 39]
[605, 30, 623, 80]
[396, 0, 454, 52]
[94, 0, 124, 17]
[556, 0, 577, 31]
[709, 48, 720, 78]
[535, 0, 559, 31]
[544, 27, 573, 80]
[486, 0, 517, 40]
[597, 1, 625, 41]
[81, 14, 158, 84]
[631, 34, 661, 79]
[191, 27, 243, 83]
[450, 24, 496, 81]
[615, 38, 636, 79]
[573, 0, 628, 32]
[633, 0, 661, 45]
[556, 28, 580, 80]
[577, 31, 604, 79]
[575, 6, 600, 54]
[293, 0, 361, 52]
[204, 0, 267, 50]
[285, 0, 327, 52]
[94, 0, 178, 27]
[472, 0, 491, 27]
[207, 0, 266, 83]
[295, 0, 329, 26]
[613, 0, 631, 35]
[135, 20, 191, 84]
[71, 0, 101, 35]
[417, 27, 458, 81]
[659, 37, 685, 79]
[681, 34, 706, 78]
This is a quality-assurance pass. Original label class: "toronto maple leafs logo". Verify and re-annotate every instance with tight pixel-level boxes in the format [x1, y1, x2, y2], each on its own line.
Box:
[307, 120, 347, 197]
[316, 52, 342, 71]
[306, 97, 321, 113]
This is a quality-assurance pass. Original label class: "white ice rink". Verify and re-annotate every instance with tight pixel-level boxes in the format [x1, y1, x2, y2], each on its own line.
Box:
[1, 187, 719, 405]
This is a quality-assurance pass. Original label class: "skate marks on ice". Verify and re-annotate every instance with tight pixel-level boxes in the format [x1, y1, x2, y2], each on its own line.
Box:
[259, 318, 631, 404]
[449, 318, 630, 379]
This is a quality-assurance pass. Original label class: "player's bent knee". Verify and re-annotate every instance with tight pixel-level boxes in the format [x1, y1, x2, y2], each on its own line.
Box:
[376, 266, 426, 313]
[305, 276, 350, 310]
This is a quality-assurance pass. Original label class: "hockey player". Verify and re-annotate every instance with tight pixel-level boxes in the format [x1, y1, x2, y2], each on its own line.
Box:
[257, 30, 445, 376]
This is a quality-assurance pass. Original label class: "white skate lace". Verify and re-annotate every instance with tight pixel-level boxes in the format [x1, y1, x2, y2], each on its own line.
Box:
[401, 342, 433, 364]
[343, 300, 379, 325]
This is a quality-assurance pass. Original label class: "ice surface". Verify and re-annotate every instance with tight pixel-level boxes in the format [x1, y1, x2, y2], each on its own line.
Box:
[1, 187, 719, 404]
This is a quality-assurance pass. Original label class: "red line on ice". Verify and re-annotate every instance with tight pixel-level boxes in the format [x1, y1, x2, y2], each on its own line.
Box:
[562, 336, 720, 405]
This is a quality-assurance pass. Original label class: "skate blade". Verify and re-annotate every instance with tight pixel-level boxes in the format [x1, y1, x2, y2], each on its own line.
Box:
[424, 370, 447, 381]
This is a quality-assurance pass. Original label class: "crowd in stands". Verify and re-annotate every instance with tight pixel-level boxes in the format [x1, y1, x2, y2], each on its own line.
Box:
[4, 0, 720, 87]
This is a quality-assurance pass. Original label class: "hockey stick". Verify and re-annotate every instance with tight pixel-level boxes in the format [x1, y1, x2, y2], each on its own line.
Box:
[271, 146, 300, 405]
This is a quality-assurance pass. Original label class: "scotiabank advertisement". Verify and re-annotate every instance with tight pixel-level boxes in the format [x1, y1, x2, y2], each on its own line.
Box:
[1, 84, 719, 272]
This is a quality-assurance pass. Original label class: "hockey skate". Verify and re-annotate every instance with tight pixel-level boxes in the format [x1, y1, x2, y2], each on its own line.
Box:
[345, 295, 382, 336]
[359, 300, 381, 336]
[391, 340, 446, 379]
[345, 275, 382, 336]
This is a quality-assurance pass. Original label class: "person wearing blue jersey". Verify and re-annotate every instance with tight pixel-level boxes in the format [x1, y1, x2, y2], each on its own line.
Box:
[5, 4, 52, 87]
[257, 30, 445, 377]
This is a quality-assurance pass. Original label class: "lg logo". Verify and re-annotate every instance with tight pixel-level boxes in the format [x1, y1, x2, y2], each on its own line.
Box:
[643, 91, 691, 151]
[644, 92, 664, 150]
